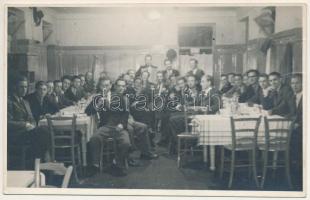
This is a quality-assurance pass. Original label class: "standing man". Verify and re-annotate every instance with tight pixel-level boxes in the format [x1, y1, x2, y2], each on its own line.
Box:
[135, 54, 158, 84]
[163, 59, 179, 81]
[186, 58, 205, 83]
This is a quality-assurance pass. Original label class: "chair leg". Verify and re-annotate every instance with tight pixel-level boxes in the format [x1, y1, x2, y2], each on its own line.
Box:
[219, 147, 225, 179]
[260, 150, 268, 188]
[252, 149, 259, 187]
[228, 151, 235, 189]
[285, 150, 293, 189]
[177, 137, 181, 168]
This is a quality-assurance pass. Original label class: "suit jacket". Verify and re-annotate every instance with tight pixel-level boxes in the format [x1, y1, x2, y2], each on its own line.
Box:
[65, 87, 85, 103]
[220, 82, 233, 95]
[24, 92, 54, 123]
[247, 83, 261, 104]
[47, 92, 74, 112]
[85, 92, 129, 129]
[7, 95, 36, 135]
[294, 94, 302, 128]
[163, 69, 180, 80]
[83, 80, 96, 94]
[136, 64, 158, 84]
[265, 84, 296, 117]
[186, 69, 205, 82]
[224, 84, 254, 103]
[198, 88, 221, 114]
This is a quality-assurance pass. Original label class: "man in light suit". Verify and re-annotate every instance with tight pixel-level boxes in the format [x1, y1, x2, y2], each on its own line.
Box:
[186, 58, 205, 83]
[135, 54, 158, 84]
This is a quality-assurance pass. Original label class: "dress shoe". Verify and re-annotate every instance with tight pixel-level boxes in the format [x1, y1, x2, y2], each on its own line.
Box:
[140, 152, 159, 160]
[128, 158, 141, 167]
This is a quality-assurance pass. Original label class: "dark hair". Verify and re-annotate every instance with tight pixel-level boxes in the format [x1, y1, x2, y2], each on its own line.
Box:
[15, 75, 28, 86]
[53, 80, 62, 85]
[227, 72, 235, 76]
[141, 71, 150, 77]
[61, 75, 71, 82]
[156, 71, 164, 75]
[291, 73, 302, 82]
[189, 58, 198, 64]
[221, 74, 228, 78]
[35, 81, 46, 90]
[186, 74, 197, 81]
[177, 77, 187, 83]
[116, 78, 126, 85]
[205, 75, 214, 86]
[78, 74, 85, 78]
[269, 71, 281, 78]
[247, 69, 259, 77]
[71, 75, 80, 81]
[134, 77, 142, 82]
[259, 73, 268, 79]
[145, 54, 152, 59]
[234, 74, 242, 79]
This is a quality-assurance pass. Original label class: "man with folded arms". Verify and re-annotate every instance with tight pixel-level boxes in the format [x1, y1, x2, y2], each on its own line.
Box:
[8, 76, 51, 163]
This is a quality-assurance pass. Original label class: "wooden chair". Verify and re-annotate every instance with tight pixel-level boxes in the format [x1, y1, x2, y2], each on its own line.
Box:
[99, 137, 117, 172]
[177, 107, 202, 168]
[219, 116, 261, 188]
[46, 114, 82, 183]
[34, 158, 73, 188]
[259, 117, 293, 189]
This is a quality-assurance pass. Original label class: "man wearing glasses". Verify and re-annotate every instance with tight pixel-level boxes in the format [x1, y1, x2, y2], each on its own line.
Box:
[246, 69, 261, 104]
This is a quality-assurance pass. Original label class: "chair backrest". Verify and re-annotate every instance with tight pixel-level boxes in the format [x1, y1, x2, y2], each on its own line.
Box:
[34, 158, 73, 188]
[263, 116, 292, 150]
[230, 116, 262, 149]
[46, 114, 77, 161]
[183, 106, 200, 134]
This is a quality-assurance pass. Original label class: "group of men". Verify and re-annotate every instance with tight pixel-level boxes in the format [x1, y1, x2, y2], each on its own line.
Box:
[7, 54, 303, 180]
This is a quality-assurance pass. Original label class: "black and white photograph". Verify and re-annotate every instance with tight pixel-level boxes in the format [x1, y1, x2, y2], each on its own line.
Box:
[1, 1, 308, 198]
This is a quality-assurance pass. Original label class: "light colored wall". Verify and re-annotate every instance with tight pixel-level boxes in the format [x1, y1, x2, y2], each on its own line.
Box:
[275, 6, 302, 33]
[55, 9, 237, 46]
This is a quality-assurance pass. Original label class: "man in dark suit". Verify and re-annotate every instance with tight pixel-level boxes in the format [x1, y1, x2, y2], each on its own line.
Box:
[186, 58, 205, 83]
[47, 80, 74, 112]
[290, 73, 303, 189]
[84, 71, 96, 94]
[88, 79, 131, 176]
[246, 69, 262, 104]
[61, 75, 71, 93]
[263, 72, 296, 117]
[219, 74, 233, 95]
[65, 76, 85, 103]
[163, 59, 179, 81]
[135, 54, 158, 84]
[24, 81, 56, 123]
[224, 74, 254, 103]
[8, 76, 51, 162]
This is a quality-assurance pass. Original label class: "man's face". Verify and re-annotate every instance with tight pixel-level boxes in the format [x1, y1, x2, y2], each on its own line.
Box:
[170, 76, 177, 86]
[177, 79, 186, 90]
[80, 76, 85, 86]
[165, 60, 172, 69]
[123, 74, 131, 82]
[86, 72, 93, 81]
[62, 79, 71, 91]
[220, 76, 228, 86]
[248, 72, 258, 85]
[190, 60, 197, 70]
[200, 76, 209, 90]
[291, 77, 302, 94]
[47, 82, 54, 94]
[234, 76, 242, 87]
[145, 56, 152, 65]
[269, 75, 281, 90]
[128, 70, 135, 78]
[157, 73, 164, 83]
[36, 84, 48, 98]
[16, 81, 28, 97]
[73, 78, 81, 88]
[99, 80, 111, 92]
[259, 77, 269, 89]
[134, 79, 142, 90]
[187, 76, 196, 89]
[228, 74, 234, 84]
[54, 82, 63, 94]
[243, 75, 249, 85]
[116, 80, 126, 94]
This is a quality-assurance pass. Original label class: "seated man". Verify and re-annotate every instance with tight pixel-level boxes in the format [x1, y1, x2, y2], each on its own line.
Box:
[65, 75, 85, 103]
[219, 74, 233, 95]
[258, 73, 272, 109]
[168, 75, 221, 151]
[61, 75, 72, 93]
[224, 74, 254, 103]
[88, 79, 132, 176]
[47, 80, 74, 112]
[24, 81, 56, 123]
[84, 72, 96, 94]
[262, 72, 296, 117]
[8, 76, 51, 162]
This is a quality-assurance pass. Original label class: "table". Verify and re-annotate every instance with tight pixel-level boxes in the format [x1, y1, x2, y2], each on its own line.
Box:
[6, 171, 45, 187]
[39, 105, 98, 167]
[192, 113, 289, 171]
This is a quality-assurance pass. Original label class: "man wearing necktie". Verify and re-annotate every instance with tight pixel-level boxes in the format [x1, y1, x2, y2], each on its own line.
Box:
[290, 73, 303, 190]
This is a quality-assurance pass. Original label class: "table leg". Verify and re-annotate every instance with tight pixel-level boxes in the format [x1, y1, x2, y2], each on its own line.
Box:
[203, 145, 208, 163]
[81, 126, 87, 167]
[210, 145, 216, 171]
